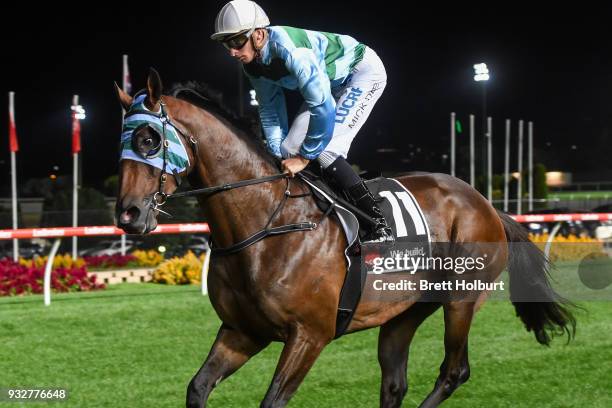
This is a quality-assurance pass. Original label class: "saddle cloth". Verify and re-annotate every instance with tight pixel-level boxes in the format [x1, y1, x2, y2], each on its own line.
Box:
[299, 173, 432, 337]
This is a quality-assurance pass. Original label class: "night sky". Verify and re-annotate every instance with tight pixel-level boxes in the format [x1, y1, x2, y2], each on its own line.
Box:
[2, 1, 612, 193]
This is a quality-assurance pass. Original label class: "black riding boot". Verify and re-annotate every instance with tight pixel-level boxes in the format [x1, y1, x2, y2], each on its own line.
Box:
[323, 157, 394, 243]
[346, 181, 394, 243]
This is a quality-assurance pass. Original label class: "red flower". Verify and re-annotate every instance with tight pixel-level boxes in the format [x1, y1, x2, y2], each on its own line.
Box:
[0, 258, 105, 297]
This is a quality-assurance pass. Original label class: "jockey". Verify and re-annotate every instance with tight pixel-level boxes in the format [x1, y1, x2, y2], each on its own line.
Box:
[211, 0, 393, 243]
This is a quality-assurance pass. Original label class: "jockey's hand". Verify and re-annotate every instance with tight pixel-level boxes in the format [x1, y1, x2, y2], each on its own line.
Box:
[281, 156, 310, 177]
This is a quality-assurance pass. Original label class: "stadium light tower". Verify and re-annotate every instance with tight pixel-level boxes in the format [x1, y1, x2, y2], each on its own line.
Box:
[473, 63, 490, 82]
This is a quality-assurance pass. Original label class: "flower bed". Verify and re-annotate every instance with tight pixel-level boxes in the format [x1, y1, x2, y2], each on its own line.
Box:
[0, 258, 105, 296]
[529, 233, 608, 262]
[131, 249, 164, 267]
[0, 248, 170, 295]
[19, 251, 164, 271]
[20, 253, 85, 269]
[83, 254, 138, 270]
[151, 251, 204, 285]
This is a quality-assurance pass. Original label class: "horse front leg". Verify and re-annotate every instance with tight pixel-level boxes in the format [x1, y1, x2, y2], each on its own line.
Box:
[186, 324, 269, 408]
[260, 326, 331, 408]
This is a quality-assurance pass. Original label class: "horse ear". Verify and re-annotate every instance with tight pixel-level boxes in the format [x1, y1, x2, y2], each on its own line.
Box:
[114, 82, 133, 111]
[146, 67, 163, 108]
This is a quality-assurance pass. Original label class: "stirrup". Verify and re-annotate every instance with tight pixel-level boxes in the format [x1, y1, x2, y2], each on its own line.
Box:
[362, 225, 394, 244]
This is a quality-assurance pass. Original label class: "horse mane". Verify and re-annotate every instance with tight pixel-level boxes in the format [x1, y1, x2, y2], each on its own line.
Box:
[166, 81, 280, 169]
[166, 81, 262, 141]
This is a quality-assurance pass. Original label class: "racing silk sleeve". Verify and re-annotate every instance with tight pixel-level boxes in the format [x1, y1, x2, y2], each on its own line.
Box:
[249, 76, 288, 158]
[284, 48, 336, 160]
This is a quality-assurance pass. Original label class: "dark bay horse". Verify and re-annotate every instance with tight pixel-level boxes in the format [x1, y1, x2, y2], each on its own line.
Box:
[115, 70, 575, 408]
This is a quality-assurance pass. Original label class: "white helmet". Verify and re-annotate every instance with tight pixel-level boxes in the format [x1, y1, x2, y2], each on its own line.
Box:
[211, 0, 270, 41]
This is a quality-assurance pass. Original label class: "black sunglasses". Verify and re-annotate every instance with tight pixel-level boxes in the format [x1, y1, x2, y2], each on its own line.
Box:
[221, 31, 252, 50]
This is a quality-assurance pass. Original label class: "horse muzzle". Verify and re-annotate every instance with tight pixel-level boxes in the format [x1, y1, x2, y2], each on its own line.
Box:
[116, 198, 158, 235]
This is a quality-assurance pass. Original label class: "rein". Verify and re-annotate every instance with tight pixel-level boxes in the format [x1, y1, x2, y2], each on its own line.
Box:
[166, 172, 289, 199]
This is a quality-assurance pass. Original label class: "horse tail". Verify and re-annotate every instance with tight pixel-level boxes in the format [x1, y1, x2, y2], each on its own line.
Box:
[496, 209, 576, 345]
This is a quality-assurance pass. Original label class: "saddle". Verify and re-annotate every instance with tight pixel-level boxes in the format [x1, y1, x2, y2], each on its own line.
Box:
[298, 169, 432, 338]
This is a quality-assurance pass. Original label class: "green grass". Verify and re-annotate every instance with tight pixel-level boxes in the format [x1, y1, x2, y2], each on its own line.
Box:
[548, 190, 612, 200]
[488, 259, 612, 302]
[1, 279, 611, 407]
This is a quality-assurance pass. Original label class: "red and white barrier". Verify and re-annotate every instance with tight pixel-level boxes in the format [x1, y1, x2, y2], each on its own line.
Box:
[510, 213, 612, 223]
[0, 223, 209, 240]
[0, 223, 210, 306]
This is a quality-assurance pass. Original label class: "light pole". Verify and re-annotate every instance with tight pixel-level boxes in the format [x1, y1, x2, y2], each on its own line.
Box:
[474, 63, 490, 193]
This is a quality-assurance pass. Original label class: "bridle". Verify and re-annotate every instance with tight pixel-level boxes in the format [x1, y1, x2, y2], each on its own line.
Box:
[122, 94, 322, 254]
[123, 96, 197, 216]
